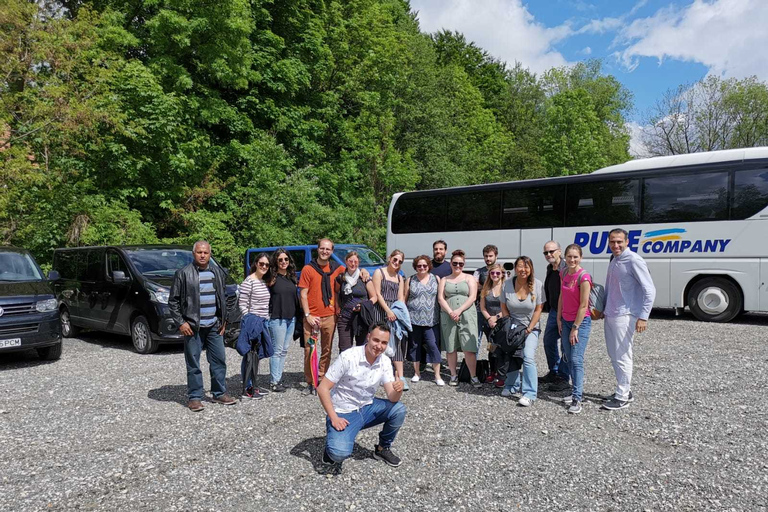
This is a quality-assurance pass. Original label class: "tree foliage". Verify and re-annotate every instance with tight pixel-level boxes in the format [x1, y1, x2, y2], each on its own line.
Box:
[1, 0, 633, 277]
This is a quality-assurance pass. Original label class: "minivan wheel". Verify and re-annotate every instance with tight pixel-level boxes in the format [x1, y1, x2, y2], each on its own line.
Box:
[60, 307, 78, 338]
[37, 341, 63, 361]
[131, 315, 159, 354]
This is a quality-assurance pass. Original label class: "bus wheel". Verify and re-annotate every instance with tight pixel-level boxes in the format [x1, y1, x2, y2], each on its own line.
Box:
[131, 316, 159, 354]
[688, 277, 742, 323]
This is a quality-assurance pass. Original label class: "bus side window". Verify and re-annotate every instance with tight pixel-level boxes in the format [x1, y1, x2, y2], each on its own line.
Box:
[643, 171, 729, 223]
[565, 179, 640, 226]
[502, 185, 565, 228]
[446, 191, 501, 231]
[391, 194, 446, 234]
[732, 168, 768, 219]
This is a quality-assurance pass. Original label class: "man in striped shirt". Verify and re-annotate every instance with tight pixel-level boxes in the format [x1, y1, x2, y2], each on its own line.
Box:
[169, 241, 237, 412]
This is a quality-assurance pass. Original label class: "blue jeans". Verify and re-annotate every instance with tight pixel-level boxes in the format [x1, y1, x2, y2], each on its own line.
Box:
[184, 326, 228, 401]
[268, 317, 295, 385]
[325, 398, 407, 462]
[504, 330, 539, 400]
[561, 317, 592, 401]
[542, 312, 570, 379]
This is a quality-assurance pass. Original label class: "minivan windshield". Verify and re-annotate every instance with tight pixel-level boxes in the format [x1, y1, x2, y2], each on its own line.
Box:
[333, 247, 386, 266]
[0, 251, 44, 281]
[125, 249, 223, 277]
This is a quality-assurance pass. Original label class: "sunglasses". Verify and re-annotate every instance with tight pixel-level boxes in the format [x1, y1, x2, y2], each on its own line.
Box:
[391, 259, 402, 264]
[451, 261, 465, 267]
[257, 262, 269, 268]
[277, 257, 289, 262]
[489, 271, 502, 276]
[543, 250, 558, 256]
[416, 264, 428, 269]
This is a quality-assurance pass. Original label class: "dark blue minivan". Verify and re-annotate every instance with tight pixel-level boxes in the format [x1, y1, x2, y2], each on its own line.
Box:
[0, 247, 62, 360]
[243, 244, 386, 277]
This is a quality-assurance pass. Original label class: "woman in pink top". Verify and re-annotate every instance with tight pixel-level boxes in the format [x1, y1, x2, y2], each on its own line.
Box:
[557, 244, 592, 415]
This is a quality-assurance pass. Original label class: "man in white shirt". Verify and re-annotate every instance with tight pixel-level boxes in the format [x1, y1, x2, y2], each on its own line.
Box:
[317, 323, 406, 469]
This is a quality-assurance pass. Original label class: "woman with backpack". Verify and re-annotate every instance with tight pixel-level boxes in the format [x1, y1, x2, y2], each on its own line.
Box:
[479, 263, 505, 387]
[500, 256, 544, 407]
[404, 255, 443, 386]
[557, 244, 593, 415]
[372, 249, 407, 387]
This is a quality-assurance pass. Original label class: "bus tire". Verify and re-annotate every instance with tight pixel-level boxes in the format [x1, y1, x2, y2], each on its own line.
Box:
[688, 277, 742, 323]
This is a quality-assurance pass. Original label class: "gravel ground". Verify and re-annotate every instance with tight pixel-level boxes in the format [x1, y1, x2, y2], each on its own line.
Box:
[2, 310, 768, 511]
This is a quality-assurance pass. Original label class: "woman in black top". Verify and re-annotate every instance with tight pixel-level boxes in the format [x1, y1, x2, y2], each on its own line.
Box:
[335, 251, 376, 352]
[266, 249, 299, 392]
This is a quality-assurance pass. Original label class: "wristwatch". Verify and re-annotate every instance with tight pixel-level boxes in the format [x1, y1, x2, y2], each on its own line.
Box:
[305, 312, 310, 318]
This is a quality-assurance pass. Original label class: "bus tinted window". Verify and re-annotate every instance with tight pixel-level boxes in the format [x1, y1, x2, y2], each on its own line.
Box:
[446, 191, 501, 231]
[502, 185, 565, 228]
[643, 171, 728, 223]
[565, 179, 640, 226]
[392, 194, 446, 234]
[732, 168, 768, 219]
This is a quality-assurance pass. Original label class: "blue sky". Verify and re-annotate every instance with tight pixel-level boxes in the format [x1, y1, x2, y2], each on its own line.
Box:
[409, 0, 768, 153]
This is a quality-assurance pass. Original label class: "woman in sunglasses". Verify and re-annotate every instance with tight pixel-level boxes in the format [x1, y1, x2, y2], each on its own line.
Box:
[404, 255, 443, 386]
[265, 249, 299, 393]
[500, 256, 544, 407]
[480, 263, 505, 386]
[437, 250, 480, 387]
[372, 249, 407, 386]
[238, 252, 272, 398]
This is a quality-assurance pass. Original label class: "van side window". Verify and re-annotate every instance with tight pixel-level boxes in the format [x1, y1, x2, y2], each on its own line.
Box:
[107, 252, 129, 278]
[290, 250, 306, 271]
[74, 251, 88, 281]
[84, 249, 105, 281]
[55, 251, 78, 280]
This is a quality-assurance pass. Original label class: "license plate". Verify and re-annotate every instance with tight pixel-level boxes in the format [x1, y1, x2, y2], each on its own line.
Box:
[0, 338, 22, 349]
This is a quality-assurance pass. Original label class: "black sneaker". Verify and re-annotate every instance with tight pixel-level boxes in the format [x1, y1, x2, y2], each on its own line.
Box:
[322, 449, 335, 466]
[538, 372, 558, 384]
[270, 382, 287, 393]
[605, 390, 634, 403]
[373, 445, 402, 467]
[258, 386, 270, 395]
[242, 387, 264, 400]
[549, 378, 571, 392]
[602, 398, 630, 411]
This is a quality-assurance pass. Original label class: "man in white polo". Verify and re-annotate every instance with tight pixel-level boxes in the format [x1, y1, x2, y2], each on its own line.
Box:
[317, 323, 407, 469]
[601, 228, 656, 411]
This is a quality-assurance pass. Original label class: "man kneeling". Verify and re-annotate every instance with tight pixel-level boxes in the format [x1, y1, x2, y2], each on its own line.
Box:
[317, 323, 406, 468]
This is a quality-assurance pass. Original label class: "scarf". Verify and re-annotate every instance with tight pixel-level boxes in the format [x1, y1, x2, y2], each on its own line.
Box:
[343, 268, 360, 295]
[308, 259, 340, 307]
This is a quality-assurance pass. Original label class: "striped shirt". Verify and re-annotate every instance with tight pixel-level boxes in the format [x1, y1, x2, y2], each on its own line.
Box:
[238, 275, 270, 318]
[198, 268, 218, 328]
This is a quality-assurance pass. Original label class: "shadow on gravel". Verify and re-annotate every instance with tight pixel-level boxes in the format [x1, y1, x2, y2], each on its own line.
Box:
[290, 436, 373, 475]
[649, 308, 768, 326]
[78, 332, 185, 354]
[148, 375, 245, 406]
[0, 350, 59, 369]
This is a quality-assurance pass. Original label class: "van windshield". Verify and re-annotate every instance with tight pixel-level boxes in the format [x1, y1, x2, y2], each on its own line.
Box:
[0, 252, 44, 281]
[333, 247, 386, 266]
[125, 249, 223, 276]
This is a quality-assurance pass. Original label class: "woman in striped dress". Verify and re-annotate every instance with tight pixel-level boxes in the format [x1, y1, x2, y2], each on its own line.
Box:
[238, 252, 271, 399]
[372, 250, 406, 386]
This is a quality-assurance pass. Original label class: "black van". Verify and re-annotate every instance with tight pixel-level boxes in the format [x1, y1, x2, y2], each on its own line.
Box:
[52, 245, 240, 354]
[0, 247, 62, 360]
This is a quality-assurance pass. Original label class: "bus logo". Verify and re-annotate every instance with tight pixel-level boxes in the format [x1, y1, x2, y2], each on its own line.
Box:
[574, 228, 731, 255]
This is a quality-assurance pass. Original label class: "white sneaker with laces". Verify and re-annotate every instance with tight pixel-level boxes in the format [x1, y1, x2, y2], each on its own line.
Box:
[435, 378, 445, 386]
[411, 375, 420, 383]
[518, 396, 533, 407]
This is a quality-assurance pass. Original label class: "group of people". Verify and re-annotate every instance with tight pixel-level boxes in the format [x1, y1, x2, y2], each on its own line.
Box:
[169, 229, 656, 469]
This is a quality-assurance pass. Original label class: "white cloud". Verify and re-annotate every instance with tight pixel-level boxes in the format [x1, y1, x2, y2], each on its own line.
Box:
[579, 46, 592, 56]
[410, 0, 571, 74]
[618, 0, 768, 79]
[626, 121, 652, 159]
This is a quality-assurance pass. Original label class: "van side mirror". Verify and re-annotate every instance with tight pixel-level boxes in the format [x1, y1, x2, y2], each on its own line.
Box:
[47, 270, 60, 281]
[112, 270, 131, 285]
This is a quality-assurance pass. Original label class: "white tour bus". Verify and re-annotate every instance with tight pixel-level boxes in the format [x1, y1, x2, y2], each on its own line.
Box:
[386, 147, 768, 322]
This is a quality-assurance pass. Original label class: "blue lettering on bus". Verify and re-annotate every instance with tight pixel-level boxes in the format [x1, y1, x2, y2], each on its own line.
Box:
[574, 229, 732, 255]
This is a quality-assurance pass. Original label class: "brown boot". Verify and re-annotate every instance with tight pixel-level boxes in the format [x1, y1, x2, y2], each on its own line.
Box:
[212, 394, 237, 406]
[188, 400, 204, 412]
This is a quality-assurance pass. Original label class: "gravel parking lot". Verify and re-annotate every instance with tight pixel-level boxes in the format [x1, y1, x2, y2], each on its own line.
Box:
[1, 310, 767, 511]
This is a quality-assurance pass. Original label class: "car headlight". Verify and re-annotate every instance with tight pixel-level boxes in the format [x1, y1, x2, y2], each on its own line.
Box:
[149, 289, 170, 304]
[36, 298, 58, 312]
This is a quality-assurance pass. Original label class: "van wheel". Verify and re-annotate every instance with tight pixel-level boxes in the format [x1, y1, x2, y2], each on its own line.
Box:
[131, 316, 159, 354]
[688, 277, 742, 323]
[60, 307, 78, 338]
[37, 341, 62, 361]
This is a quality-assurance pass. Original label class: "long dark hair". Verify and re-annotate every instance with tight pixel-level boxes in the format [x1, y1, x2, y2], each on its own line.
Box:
[266, 248, 297, 285]
[249, 252, 270, 278]
[514, 256, 535, 301]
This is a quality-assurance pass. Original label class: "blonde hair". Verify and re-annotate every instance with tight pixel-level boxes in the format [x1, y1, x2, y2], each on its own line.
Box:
[481, 264, 505, 298]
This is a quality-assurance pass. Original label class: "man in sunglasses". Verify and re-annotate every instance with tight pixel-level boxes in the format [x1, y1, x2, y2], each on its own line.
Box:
[539, 240, 570, 390]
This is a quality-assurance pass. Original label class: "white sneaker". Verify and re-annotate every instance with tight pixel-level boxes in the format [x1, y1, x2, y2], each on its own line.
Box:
[562, 395, 574, 403]
[435, 378, 445, 387]
[411, 375, 421, 383]
[518, 396, 533, 407]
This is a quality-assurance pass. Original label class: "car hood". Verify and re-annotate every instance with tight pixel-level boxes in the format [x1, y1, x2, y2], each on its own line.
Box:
[0, 280, 54, 299]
